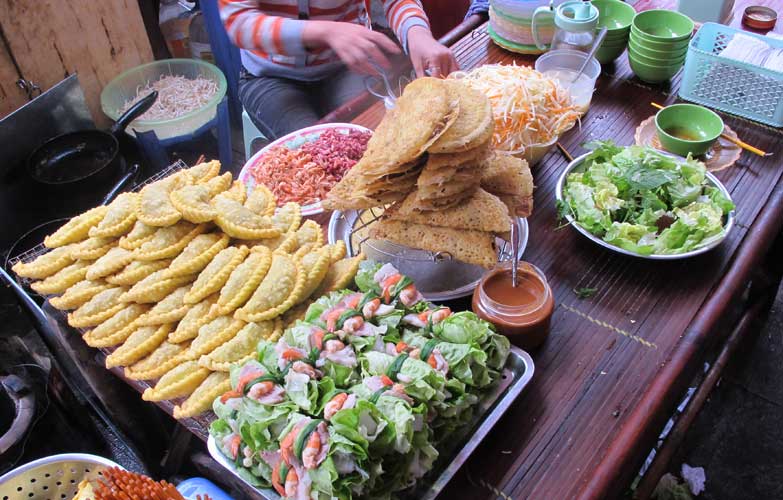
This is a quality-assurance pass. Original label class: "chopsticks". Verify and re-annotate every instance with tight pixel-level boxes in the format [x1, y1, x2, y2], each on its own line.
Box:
[650, 102, 769, 157]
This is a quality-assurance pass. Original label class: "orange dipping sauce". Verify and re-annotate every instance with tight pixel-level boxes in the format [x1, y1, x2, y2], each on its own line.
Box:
[472, 262, 554, 350]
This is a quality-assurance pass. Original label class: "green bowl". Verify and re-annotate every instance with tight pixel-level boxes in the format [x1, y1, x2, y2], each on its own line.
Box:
[628, 37, 688, 60]
[604, 28, 631, 40]
[601, 38, 629, 49]
[630, 27, 691, 51]
[629, 48, 685, 68]
[596, 43, 626, 63]
[629, 56, 682, 83]
[655, 104, 723, 156]
[632, 9, 694, 41]
[593, 0, 636, 31]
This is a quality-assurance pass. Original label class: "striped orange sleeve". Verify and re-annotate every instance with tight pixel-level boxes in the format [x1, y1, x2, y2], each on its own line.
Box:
[382, 0, 431, 52]
[219, 0, 308, 56]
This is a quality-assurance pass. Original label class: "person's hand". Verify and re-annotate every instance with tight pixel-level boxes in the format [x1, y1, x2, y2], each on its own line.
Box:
[302, 21, 401, 75]
[407, 25, 459, 78]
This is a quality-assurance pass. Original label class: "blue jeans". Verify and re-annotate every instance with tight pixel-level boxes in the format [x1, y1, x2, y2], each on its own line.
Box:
[239, 67, 368, 140]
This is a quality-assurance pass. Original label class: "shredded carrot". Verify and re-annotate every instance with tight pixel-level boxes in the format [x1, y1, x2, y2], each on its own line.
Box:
[449, 63, 580, 153]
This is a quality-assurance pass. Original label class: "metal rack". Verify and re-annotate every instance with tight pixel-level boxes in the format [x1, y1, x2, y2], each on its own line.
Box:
[7, 160, 190, 281]
[337, 207, 517, 262]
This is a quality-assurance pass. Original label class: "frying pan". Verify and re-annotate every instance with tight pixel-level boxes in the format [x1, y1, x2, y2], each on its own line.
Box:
[27, 91, 156, 187]
[3, 163, 140, 291]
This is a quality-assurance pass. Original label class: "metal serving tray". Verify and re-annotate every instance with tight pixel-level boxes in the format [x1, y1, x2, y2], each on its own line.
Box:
[207, 346, 534, 500]
[328, 209, 529, 301]
[555, 151, 736, 260]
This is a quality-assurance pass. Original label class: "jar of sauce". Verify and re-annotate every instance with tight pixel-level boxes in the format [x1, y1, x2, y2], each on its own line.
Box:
[472, 262, 554, 350]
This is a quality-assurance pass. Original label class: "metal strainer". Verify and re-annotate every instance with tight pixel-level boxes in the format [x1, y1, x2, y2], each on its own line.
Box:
[0, 453, 120, 500]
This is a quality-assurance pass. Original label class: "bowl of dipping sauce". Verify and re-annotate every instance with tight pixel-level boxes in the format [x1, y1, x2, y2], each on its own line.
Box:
[655, 103, 723, 156]
[472, 261, 554, 350]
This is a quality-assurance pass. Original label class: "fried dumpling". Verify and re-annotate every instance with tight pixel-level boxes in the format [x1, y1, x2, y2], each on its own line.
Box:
[106, 259, 172, 286]
[234, 253, 306, 322]
[135, 285, 190, 326]
[271, 202, 302, 234]
[134, 222, 208, 261]
[31, 260, 91, 295]
[136, 174, 189, 227]
[142, 361, 210, 402]
[170, 185, 217, 223]
[119, 221, 156, 250]
[244, 184, 276, 216]
[12, 245, 75, 279]
[70, 236, 117, 260]
[312, 254, 364, 297]
[173, 371, 231, 419]
[90, 192, 139, 238]
[165, 233, 229, 278]
[105, 323, 172, 369]
[212, 193, 280, 239]
[67, 286, 127, 328]
[187, 160, 221, 183]
[122, 269, 195, 304]
[188, 316, 245, 359]
[296, 247, 331, 304]
[169, 294, 217, 343]
[211, 247, 272, 316]
[44, 206, 108, 248]
[295, 220, 323, 249]
[198, 320, 273, 372]
[124, 340, 191, 381]
[223, 180, 247, 203]
[82, 303, 149, 347]
[49, 279, 112, 310]
[85, 247, 134, 281]
[183, 245, 249, 304]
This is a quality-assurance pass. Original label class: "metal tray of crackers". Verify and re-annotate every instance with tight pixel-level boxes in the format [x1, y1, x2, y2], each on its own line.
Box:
[208, 346, 535, 500]
[328, 207, 529, 301]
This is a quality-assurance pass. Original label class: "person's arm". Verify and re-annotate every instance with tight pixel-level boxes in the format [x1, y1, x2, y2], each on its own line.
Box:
[219, 0, 400, 74]
[383, 0, 459, 77]
[219, 0, 309, 56]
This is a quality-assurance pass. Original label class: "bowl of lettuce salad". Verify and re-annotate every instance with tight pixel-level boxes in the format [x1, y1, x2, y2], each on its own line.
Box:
[209, 261, 513, 500]
[556, 141, 736, 259]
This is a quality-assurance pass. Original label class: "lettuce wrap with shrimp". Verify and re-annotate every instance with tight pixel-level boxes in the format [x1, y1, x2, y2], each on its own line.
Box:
[400, 331, 492, 388]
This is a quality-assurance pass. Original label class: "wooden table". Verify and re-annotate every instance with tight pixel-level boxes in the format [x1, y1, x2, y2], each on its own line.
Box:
[43, 3, 782, 499]
[337, 8, 783, 500]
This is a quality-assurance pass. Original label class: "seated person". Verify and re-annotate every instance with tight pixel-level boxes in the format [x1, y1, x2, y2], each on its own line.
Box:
[220, 0, 458, 140]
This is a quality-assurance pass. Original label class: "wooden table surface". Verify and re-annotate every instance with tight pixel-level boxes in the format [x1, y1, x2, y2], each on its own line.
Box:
[74, 3, 783, 499]
[343, 8, 783, 500]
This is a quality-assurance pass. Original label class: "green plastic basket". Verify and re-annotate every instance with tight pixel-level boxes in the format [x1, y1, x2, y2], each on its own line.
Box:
[680, 23, 783, 127]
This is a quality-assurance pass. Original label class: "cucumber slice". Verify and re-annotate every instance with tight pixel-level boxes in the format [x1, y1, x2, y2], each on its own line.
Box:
[279, 461, 290, 482]
[294, 419, 323, 462]
[386, 353, 408, 381]
[369, 386, 390, 404]
[390, 276, 414, 299]
[336, 308, 361, 330]
[358, 292, 380, 311]
[420, 338, 439, 362]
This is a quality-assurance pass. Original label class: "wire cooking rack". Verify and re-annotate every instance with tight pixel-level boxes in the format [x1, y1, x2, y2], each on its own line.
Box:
[7, 160, 190, 284]
[341, 207, 515, 263]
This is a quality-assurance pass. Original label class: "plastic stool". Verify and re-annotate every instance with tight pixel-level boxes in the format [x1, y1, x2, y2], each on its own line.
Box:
[135, 96, 232, 172]
[242, 108, 268, 161]
[176, 477, 233, 500]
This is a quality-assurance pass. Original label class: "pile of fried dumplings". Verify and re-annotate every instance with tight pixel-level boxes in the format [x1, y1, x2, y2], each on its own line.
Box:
[12, 161, 364, 418]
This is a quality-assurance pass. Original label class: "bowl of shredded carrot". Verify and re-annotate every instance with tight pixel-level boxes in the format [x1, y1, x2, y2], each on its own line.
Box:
[239, 123, 372, 216]
[449, 63, 580, 165]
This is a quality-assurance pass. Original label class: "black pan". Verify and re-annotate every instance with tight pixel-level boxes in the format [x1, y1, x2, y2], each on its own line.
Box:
[27, 91, 157, 186]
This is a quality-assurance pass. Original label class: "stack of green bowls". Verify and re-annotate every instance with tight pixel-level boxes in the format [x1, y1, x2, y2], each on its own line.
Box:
[628, 9, 694, 83]
[592, 0, 636, 64]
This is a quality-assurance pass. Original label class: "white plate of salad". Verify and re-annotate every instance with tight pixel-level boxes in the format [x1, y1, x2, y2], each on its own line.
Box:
[556, 141, 736, 260]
